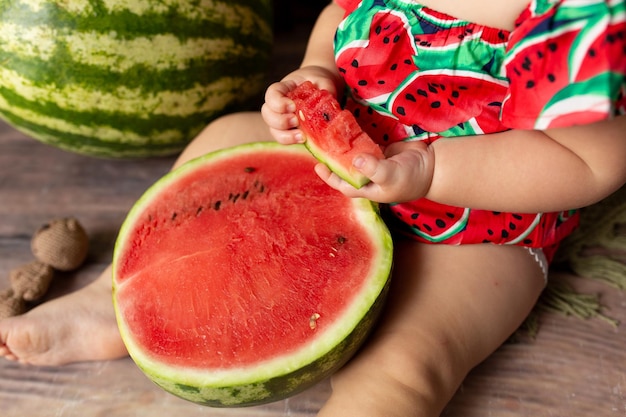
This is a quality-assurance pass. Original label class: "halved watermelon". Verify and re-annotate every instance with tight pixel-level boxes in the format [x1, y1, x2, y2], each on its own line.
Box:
[112, 142, 393, 407]
[287, 81, 384, 188]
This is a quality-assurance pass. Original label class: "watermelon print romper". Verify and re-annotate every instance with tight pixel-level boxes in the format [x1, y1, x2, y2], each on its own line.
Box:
[334, 0, 626, 262]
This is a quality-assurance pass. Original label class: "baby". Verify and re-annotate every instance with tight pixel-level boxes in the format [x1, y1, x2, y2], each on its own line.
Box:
[1, 1, 625, 416]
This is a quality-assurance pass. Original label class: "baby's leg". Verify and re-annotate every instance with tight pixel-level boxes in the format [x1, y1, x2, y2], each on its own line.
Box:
[0, 112, 272, 366]
[318, 241, 546, 417]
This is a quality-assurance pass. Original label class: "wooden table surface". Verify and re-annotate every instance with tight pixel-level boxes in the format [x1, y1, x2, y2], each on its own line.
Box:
[1, 9, 625, 416]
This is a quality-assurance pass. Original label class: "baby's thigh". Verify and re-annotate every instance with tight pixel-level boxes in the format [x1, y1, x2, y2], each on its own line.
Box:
[174, 112, 271, 168]
[385, 242, 545, 357]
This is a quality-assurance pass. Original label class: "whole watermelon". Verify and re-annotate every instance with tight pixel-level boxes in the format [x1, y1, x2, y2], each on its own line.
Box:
[0, 0, 273, 158]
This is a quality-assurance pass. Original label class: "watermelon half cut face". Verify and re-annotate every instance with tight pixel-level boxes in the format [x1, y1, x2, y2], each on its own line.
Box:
[112, 142, 393, 407]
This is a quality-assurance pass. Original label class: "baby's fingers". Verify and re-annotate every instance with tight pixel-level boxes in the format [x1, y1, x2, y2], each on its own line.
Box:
[352, 153, 392, 185]
[269, 126, 304, 145]
[314, 163, 364, 197]
[264, 80, 298, 112]
[261, 102, 298, 130]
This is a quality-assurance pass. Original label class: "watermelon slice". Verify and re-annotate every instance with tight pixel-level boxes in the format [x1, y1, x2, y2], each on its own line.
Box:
[287, 81, 385, 188]
[112, 142, 393, 407]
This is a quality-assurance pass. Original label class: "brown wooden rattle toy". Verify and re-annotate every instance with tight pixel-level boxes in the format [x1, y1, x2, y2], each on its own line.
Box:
[0, 218, 89, 319]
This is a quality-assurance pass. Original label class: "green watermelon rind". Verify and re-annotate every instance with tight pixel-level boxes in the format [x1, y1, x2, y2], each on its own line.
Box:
[304, 138, 371, 189]
[112, 142, 394, 406]
[0, 0, 273, 158]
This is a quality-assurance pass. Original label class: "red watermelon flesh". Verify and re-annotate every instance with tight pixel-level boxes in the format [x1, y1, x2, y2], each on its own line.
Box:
[288, 81, 384, 188]
[112, 142, 393, 406]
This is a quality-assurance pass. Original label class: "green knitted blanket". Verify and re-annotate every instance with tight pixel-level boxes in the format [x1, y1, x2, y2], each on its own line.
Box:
[522, 185, 626, 335]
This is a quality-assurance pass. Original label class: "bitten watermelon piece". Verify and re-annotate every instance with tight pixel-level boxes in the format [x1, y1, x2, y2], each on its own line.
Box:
[287, 81, 384, 188]
[112, 142, 393, 407]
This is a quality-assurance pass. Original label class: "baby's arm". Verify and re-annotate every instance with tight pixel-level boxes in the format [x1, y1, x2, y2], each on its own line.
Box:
[320, 115, 626, 212]
[262, 1, 345, 144]
[427, 116, 626, 212]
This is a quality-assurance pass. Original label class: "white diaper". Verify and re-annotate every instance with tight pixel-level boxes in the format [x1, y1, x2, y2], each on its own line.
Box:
[524, 247, 549, 284]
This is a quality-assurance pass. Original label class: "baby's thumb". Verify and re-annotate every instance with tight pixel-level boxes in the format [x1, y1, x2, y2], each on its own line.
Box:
[352, 153, 385, 182]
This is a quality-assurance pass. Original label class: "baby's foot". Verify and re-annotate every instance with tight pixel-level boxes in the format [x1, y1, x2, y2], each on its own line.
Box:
[0, 268, 127, 366]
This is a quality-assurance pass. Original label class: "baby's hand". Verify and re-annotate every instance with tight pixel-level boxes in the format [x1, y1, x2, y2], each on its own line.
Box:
[261, 67, 339, 145]
[261, 79, 302, 145]
[315, 141, 435, 204]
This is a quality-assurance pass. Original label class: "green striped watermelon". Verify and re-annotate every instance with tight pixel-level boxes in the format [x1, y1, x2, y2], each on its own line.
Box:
[0, 0, 272, 157]
[112, 142, 393, 406]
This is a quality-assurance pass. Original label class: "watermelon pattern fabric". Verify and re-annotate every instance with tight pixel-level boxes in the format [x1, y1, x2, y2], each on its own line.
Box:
[334, 0, 626, 259]
[0, 0, 273, 157]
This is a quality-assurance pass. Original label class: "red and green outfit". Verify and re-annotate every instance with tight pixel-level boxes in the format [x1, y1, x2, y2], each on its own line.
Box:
[334, 0, 626, 261]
